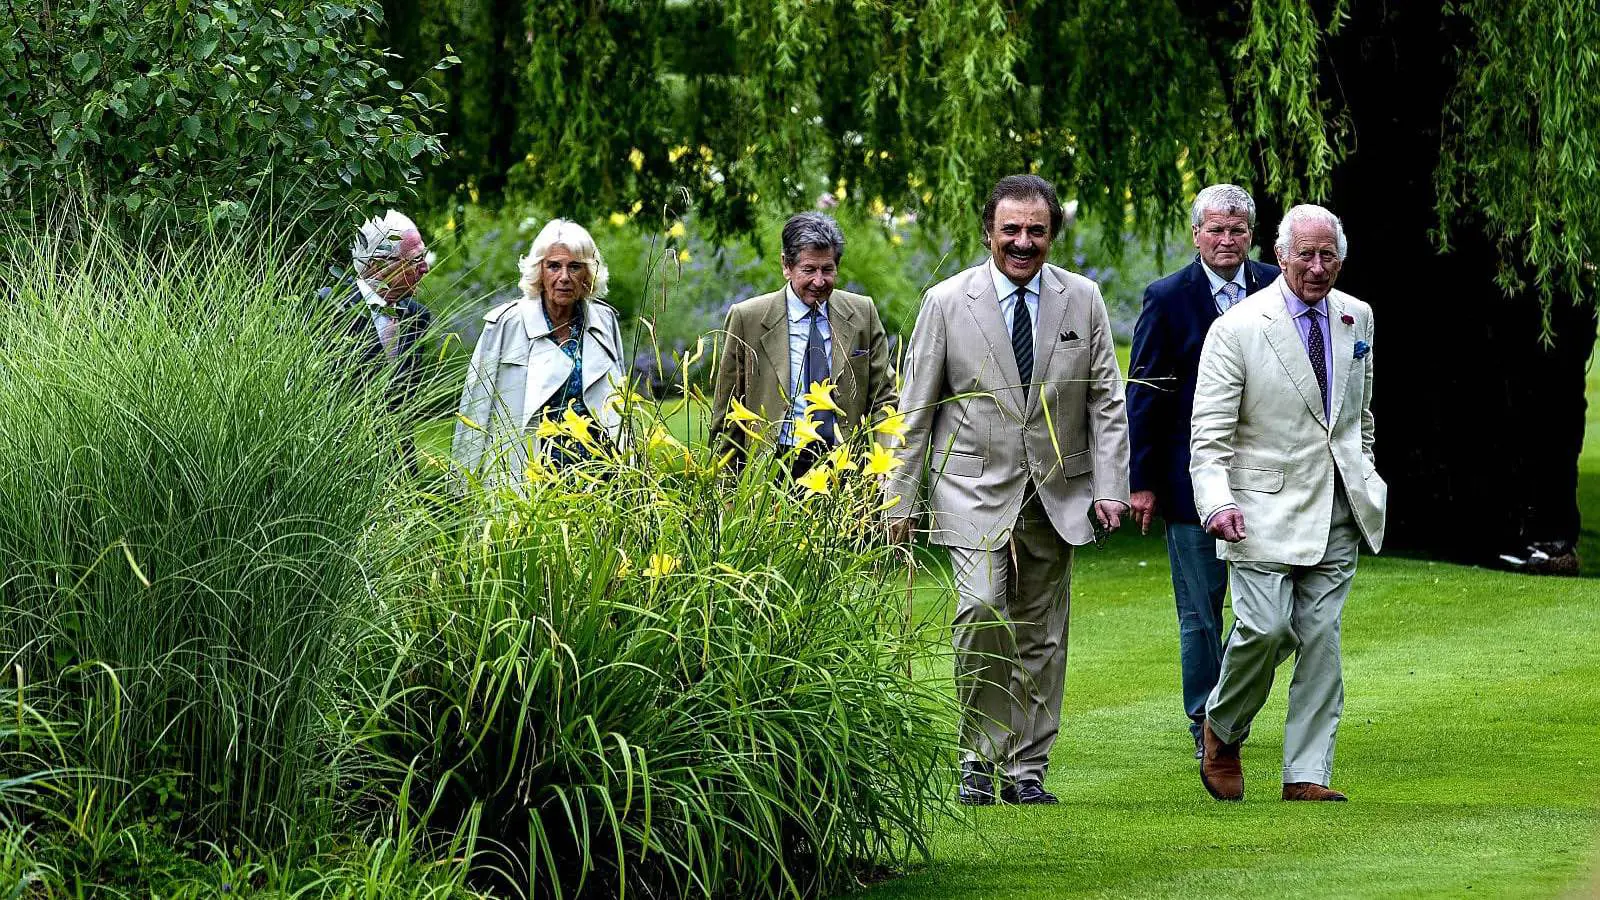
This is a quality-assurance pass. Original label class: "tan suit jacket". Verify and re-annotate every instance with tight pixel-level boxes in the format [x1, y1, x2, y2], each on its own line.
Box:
[885, 263, 1130, 549]
[1189, 279, 1387, 565]
[709, 288, 898, 445]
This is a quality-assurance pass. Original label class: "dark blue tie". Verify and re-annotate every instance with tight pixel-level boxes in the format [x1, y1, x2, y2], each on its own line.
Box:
[1307, 310, 1329, 417]
[804, 306, 836, 445]
[1011, 287, 1033, 399]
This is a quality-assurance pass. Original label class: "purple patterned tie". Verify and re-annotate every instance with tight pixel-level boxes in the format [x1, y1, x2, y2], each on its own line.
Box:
[1307, 310, 1329, 417]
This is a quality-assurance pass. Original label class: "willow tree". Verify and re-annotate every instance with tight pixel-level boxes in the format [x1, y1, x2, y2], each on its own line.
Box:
[384, 0, 1600, 565]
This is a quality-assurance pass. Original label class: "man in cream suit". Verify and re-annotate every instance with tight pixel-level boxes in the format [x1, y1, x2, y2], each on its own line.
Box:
[710, 212, 898, 474]
[887, 175, 1130, 806]
[1191, 204, 1387, 803]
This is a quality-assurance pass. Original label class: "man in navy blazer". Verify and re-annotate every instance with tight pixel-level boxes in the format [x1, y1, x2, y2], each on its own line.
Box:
[1127, 184, 1280, 758]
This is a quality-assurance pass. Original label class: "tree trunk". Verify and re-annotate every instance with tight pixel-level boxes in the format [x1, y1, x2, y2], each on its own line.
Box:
[1316, 0, 1598, 564]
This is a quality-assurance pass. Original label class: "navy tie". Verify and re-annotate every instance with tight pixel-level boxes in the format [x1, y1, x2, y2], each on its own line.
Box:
[804, 306, 836, 445]
[1306, 310, 1329, 417]
[1011, 287, 1033, 399]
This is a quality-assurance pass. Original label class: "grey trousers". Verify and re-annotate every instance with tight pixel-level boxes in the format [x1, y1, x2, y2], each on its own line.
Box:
[1205, 489, 1360, 787]
[946, 495, 1074, 783]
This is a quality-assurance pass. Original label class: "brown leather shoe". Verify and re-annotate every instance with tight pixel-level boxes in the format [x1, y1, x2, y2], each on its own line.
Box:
[1282, 782, 1348, 801]
[1200, 720, 1244, 801]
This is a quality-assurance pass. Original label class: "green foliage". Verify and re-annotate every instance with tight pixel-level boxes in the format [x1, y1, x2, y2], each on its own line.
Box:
[0, 225, 399, 844]
[1436, 0, 1600, 325]
[368, 409, 953, 897]
[0, 0, 447, 232]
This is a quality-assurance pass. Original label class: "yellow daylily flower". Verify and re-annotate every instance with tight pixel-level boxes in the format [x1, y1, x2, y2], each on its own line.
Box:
[647, 424, 684, 452]
[872, 405, 908, 441]
[863, 441, 904, 477]
[801, 381, 842, 416]
[668, 144, 690, 163]
[608, 212, 628, 227]
[627, 147, 644, 171]
[796, 465, 832, 495]
[791, 416, 826, 450]
[667, 221, 686, 239]
[828, 444, 858, 473]
[630, 200, 644, 214]
[616, 555, 634, 578]
[561, 407, 599, 449]
[535, 418, 564, 440]
[644, 553, 679, 578]
[525, 458, 555, 484]
[726, 397, 765, 436]
[677, 248, 692, 263]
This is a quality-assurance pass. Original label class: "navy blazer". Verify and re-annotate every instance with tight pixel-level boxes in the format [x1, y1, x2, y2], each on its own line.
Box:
[324, 283, 436, 414]
[1127, 256, 1280, 524]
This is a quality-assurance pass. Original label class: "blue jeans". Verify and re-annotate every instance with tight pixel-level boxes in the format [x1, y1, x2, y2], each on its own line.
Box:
[1165, 522, 1228, 741]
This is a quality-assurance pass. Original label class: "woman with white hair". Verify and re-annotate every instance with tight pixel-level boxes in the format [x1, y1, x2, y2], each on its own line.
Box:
[452, 218, 626, 481]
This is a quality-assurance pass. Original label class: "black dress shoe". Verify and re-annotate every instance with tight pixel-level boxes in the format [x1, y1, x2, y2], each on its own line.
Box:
[959, 761, 996, 806]
[1000, 779, 1059, 805]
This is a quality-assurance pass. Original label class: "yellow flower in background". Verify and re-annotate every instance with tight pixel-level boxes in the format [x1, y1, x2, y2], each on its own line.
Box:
[727, 397, 765, 436]
[608, 212, 629, 227]
[628, 147, 644, 171]
[603, 378, 649, 415]
[644, 553, 679, 578]
[801, 381, 842, 415]
[630, 200, 644, 214]
[667, 221, 686, 239]
[677, 248, 692, 263]
[561, 407, 598, 449]
[797, 465, 831, 495]
[869, 196, 887, 217]
[872, 405, 908, 441]
[444, 215, 457, 233]
[827, 444, 858, 473]
[863, 441, 903, 476]
[535, 418, 564, 440]
[668, 145, 689, 163]
[616, 554, 634, 578]
[698, 144, 713, 161]
[791, 416, 826, 450]
[890, 233, 904, 246]
[835, 178, 848, 200]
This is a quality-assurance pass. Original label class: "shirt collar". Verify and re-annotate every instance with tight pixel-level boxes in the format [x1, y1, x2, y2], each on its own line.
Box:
[1199, 258, 1247, 297]
[356, 278, 390, 310]
[989, 260, 1043, 301]
[786, 285, 828, 323]
[530, 297, 585, 337]
[1280, 280, 1329, 319]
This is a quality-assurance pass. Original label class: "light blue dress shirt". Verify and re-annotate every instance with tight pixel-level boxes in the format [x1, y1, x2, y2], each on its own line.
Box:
[1200, 260, 1248, 313]
[779, 285, 831, 446]
[989, 261, 1041, 342]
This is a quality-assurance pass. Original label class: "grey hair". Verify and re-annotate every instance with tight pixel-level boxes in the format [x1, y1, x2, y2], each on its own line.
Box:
[1275, 204, 1349, 261]
[518, 218, 610, 301]
[1190, 184, 1257, 228]
[351, 210, 419, 270]
[780, 212, 846, 265]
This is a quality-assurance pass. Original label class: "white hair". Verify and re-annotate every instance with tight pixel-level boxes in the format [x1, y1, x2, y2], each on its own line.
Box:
[1275, 204, 1348, 261]
[1190, 184, 1257, 228]
[351, 210, 419, 270]
[518, 219, 610, 301]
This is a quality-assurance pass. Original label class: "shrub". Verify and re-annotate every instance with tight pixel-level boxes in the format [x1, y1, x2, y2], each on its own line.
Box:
[0, 224, 403, 845]
[369, 401, 954, 898]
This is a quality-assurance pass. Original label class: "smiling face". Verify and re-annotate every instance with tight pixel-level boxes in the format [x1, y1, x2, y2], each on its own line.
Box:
[1192, 210, 1251, 279]
[1277, 220, 1343, 304]
[781, 247, 838, 308]
[986, 196, 1053, 285]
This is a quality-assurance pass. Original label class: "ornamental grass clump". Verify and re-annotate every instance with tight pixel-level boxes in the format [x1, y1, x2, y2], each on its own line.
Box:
[0, 225, 403, 845]
[370, 392, 953, 898]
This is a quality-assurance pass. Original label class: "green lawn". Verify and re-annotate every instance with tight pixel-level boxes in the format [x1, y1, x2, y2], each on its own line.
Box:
[855, 348, 1600, 898]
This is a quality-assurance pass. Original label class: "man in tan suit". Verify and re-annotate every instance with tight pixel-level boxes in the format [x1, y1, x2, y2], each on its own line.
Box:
[886, 175, 1130, 805]
[1191, 204, 1387, 803]
[710, 212, 898, 474]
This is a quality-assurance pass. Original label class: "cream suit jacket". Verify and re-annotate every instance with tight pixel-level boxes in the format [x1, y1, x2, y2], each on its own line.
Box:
[1189, 279, 1388, 565]
[885, 263, 1131, 549]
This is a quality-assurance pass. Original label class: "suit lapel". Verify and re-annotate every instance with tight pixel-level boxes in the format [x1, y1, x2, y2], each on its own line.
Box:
[756, 291, 791, 398]
[1031, 266, 1071, 416]
[1327, 293, 1355, 425]
[828, 297, 860, 411]
[1261, 284, 1329, 428]
[963, 268, 1025, 416]
[1187, 260, 1222, 327]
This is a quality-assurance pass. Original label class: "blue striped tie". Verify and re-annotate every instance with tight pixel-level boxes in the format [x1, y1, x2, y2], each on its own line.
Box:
[1010, 287, 1033, 399]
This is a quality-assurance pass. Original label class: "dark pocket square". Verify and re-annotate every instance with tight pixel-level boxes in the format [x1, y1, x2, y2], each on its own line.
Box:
[1060, 331, 1079, 342]
[850, 348, 869, 357]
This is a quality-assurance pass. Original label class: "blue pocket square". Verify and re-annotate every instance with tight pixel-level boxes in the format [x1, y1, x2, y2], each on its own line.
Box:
[850, 348, 869, 357]
[1354, 340, 1371, 360]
